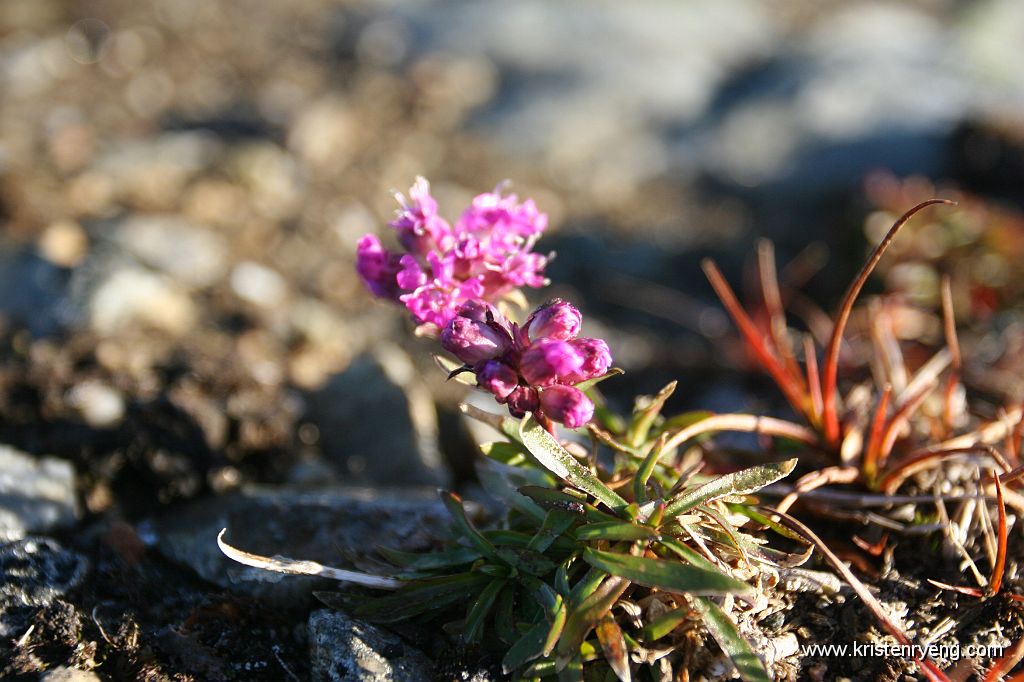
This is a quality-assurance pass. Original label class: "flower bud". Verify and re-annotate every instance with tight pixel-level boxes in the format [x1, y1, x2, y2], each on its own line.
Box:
[565, 338, 613, 383]
[441, 316, 511, 365]
[525, 299, 582, 341]
[356, 235, 401, 300]
[519, 339, 584, 387]
[477, 361, 518, 400]
[505, 386, 540, 417]
[540, 385, 594, 428]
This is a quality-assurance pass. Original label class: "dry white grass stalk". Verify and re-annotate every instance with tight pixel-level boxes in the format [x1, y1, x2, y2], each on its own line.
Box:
[217, 529, 403, 589]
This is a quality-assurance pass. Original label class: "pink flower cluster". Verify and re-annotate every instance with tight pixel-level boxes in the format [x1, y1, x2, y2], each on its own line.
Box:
[356, 177, 549, 330]
[441, 299, 612, 428]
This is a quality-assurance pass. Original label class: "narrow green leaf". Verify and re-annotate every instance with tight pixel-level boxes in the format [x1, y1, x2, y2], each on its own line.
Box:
[529, 510, 580, 552]
[568, 567, 608, 606]
[633, 435, 666, 504]
[434, 354, 476, 385]
[664, 458, 797, 517]
[494, 585, 518, 645]
[574, 367, 625, 392]
[557, 576, 630, 665]
[627, 381, 677, 447]
[477, 459, 549, 522]
[463, 579, 507, 643]
[542, 601, 568, 656]
[640, 604, 690, 642]
[557, 653, 584, 681]
[502, 619, 549, 674]
[460, 403, 522, 442]
[657, 538, 720, 573]
[659, 410, 714, 434]
[354, 573, 491, 623]
[582, 548, 753, 598]
[376, 545, 481, 571]
[496, 547, 557, 576]
[518, 486, 622, 524]
[441, 491, 501, 561]
[692, 596, 771, 682]
[480, 441, 530, 465]
[574, 521, 660, 542]
[519, 415, 628, 512]
[595, 614, 631, 682]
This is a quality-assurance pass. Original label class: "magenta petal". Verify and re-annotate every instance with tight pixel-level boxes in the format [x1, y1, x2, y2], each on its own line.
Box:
[519, 339, 584, 387]
[540, 385, 594, 428]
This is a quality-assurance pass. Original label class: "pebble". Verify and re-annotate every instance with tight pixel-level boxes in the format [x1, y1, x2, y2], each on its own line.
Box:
[0, 446, 79, 539]
[308, 610, 433, 682]
[112, 214, 227, 289]
[87, 265, 195, 336]
[230, 261, 287, 307]
[65, 379, 125, 428]
[0, 537, 89, 638]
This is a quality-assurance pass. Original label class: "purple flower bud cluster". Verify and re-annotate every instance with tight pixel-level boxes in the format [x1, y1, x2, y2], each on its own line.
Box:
[356, 177, 549, 330]
[441, 299, 612, 429]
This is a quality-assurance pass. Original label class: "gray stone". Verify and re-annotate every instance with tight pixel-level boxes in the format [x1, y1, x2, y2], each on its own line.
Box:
[145, 486, 450, 605]
[0, 537, 89, 638]
[309, 610, 433, 682]
[307, 345, 450, 488]
[111, 214, 227, 289]
[0, 446, 79, 539]
[85, 263, 196, 336]
[39, 668, 102, 682]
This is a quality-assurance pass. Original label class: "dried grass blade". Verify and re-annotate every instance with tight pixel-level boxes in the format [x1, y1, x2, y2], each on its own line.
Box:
[662, 413, 818, 455]
[216, 529, 402, 589]
[758, 240, 807, 393]
[761, 508, 952, 682]
[989, 473, 1008, 595]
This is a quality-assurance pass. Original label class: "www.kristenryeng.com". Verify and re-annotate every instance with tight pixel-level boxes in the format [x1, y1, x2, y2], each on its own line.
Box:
[801, 641, 1006, 663]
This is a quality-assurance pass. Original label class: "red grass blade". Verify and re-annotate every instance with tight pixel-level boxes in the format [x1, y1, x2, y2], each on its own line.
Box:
[821, 199, 956, 446]
[990, 473, 1008, 595]
[804, 335, 823, 428]
[703, 259, 809, 417]
[758, 240, 807, 394]
[863, 385, 893, 483]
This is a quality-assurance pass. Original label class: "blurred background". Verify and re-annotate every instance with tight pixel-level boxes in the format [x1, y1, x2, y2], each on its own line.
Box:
[2, 0, 1024, 677]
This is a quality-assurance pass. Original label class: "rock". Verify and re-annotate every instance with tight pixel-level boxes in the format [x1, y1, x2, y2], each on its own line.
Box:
[39, 668, 102, 682]
[38, 221, 89, 268]
[308, 610, 433, 682]
[307, 345, 450, 488]
[111, 214, 227, 289]
[65, 379, 125, 428]
[230, 261, 288, 308]
[0, 250, 72, 337]
[86, 264, 196, 336]
[144, 486, 450, 605]
[0, 446, 79, 539]
[0, 537, 89, 639]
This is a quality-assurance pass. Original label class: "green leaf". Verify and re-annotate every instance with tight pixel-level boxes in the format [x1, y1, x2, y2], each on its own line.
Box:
[557, 576, 630, 665]
[460, 403, 522, 442]
[519, 416, 628, 512]
[640, 604, 690, 642]
[518, 486, 622, 524]
[582, 548, 754, 598]
[663, 458, 797, 518]
[479, 441, 530, 465]
[495, 547, 557, 577]
[574, 367, 625, 392]
[542, 600, 568, 656]
[627, 381, 677, 448]
[529, 510, 580, 552]
[494, 584, 519, 645]
[354, 573, 491, 623]
[568, 567, 608, 606]
[502, 619, 550, 674]
[476, 458, 550, 522]
[434, 354, 477, 385]
[574, 521, 660, 542]
[659, 410, 714, 434]
[633, 438, 666, 504]
[692, 596, 771, 682]
[376, 545, 481, 572]
[595, 614, 631, 682]
[463, 579, 507, 643]
[441, 491, 501, 561]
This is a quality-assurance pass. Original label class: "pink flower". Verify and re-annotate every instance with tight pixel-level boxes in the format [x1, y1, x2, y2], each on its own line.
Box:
[520, 339, 584, 387]
[441, 315, 512, 365]
[438, 299, 612, 429]
[356, 235, 402, 300]
[357, 177, 550, 329]
[539, 385, 594, 429]
[525, 299, 582, 341]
